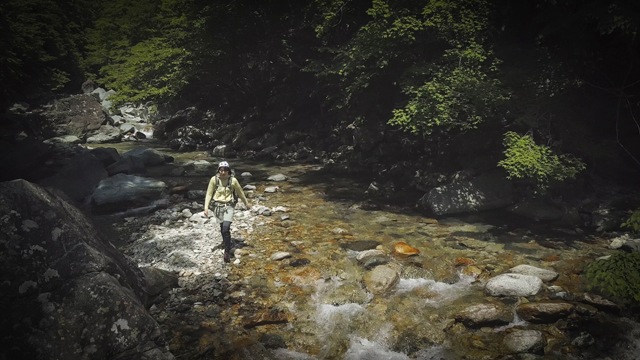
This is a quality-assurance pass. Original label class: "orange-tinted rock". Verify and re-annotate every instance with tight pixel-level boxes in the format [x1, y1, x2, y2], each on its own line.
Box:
[454, 257, 476, 266]
[393, 241, 420, 255]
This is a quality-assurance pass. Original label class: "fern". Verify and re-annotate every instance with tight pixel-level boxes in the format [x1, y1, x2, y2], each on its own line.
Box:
[622, 209, 640, 233]
[585, 252, 640, 305]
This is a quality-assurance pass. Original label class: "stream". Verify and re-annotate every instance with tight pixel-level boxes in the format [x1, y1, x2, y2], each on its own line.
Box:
[97, 141, 640, 360]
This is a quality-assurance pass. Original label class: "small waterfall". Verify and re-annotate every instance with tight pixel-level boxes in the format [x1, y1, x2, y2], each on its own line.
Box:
[493, 310, 527, 332]
[302, 271, 481, 359]
[343, 336, 410, 360]
[394, 273, 476, 307]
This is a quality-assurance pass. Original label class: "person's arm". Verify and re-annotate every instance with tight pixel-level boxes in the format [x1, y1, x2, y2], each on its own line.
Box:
[204, 176, 216, 215]
[233, 178, 250, 208]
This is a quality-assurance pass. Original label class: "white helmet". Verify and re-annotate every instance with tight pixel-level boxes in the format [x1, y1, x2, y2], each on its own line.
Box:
[218, 161, 230, 170]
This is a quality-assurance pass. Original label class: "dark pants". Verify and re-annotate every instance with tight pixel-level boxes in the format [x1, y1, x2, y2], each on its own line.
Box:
[220, 221, 232, 253]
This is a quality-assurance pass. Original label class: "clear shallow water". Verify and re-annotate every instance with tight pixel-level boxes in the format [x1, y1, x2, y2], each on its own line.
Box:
[92, 142, 640, 359]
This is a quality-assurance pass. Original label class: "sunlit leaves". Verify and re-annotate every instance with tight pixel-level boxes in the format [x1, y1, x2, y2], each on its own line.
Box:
[307, 0, 509, 137]
[83, 0, 199, 105]
[498, 131, 586, 192]
[99, 37, 191, 104]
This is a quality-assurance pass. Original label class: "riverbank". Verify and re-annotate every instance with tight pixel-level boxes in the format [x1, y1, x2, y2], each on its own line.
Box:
[105, 152, 640, 360]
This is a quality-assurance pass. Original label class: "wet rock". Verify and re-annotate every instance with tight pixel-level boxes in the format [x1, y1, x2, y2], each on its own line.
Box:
[91, 173, 167, 213]
[503, 329, 545, 354]
[515, 302, 574, 323]
[393, 241, 420, 256]
[581, 293, 620, 313]
[485, 273, 543, 297]
[243, 308, 292, 328]
[362, 256, 390, 269]
[271, 252, 292, 261]
[267, 174, 287, 181]
[509, 264, 559, 282]
[340, 240, 380, 251]
[364, 264, 400, 295]
[355, 249, 386, 263]
[260, 333, 287, 349]
[289, 258, 310, 267]
[123, 146, 173, 166]
[455, 303, 512, 328]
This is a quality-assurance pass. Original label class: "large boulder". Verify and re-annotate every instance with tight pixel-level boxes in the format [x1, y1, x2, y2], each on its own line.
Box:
[42, 94, 109, 139]
[0, 179, 174, 360]
[420, 172, 515, 216]
[122, 146, 173, 167]
[91, 173, 168, 213]
[39, 152, 108, 203]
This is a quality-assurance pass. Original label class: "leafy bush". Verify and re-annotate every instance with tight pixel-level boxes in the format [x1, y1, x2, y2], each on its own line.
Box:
[585, 252, 640, 305]
[622, 209, 640, 233]
[498, 131, 586, 193]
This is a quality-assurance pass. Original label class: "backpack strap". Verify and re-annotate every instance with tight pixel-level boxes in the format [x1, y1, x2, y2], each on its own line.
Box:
[216, 175, 237, 203]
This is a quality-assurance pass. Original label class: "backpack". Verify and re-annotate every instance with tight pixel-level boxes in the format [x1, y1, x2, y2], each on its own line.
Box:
[216, 174, 238, 205]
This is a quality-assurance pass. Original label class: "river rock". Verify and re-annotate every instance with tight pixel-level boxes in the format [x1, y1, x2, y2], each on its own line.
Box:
[183, 159, 215, 176]
[86, 124, 122, 143]
[364, 264, 400, 295]
[39, 152, 108, 202]
[455, 303, 512, 328]
[123, 146, 173, 166]
[267, 173, 287, 181]
[515, 301, 574, 323]
[393, 241, 420, 255]
[271, 252, 292, 261]
[340, 240, 380, 251]
[609, 234, 640, 252]
[42, 94, 108, 139]
[509, 264, 559, 282]
[503, 329, 546, 354]
[356, 249, 386, 263]
[484, 273, 543, 297]
[91, 173, 167, 213]
[420, 172, 515, 215]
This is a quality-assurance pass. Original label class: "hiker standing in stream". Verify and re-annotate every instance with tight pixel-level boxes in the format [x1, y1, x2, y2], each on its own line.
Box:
[204, 161, 251, 263]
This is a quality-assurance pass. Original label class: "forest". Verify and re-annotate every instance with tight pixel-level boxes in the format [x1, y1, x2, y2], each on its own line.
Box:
[1, 0, 639, 198]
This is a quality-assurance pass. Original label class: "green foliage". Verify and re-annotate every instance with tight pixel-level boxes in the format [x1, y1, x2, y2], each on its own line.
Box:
[498, 131, 586, 192]
[622, 210, 640, 233]
[0, 0, 98, 107]
[82, 0, 199, 106]
[585, 252, 640, 305]
[307, 0, 509, 136]
[97, 37, 191, 105]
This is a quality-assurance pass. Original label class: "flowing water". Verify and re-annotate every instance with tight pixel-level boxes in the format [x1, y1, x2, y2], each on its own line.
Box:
[93, 141, 640, 359]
